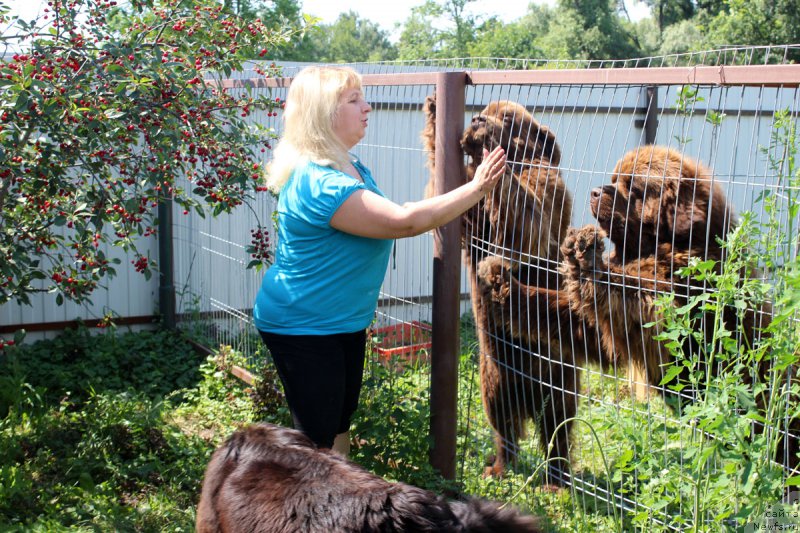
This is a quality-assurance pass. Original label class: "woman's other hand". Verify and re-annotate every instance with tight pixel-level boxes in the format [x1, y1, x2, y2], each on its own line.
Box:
[471, 146, 506, 194]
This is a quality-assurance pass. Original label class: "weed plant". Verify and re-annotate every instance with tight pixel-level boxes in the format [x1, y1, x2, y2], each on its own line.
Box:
[610, 109, 800, 531]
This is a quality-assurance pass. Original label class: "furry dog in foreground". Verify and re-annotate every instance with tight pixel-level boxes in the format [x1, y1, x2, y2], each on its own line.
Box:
[423, 96, 600, 478]
[196, 423, 542, 533]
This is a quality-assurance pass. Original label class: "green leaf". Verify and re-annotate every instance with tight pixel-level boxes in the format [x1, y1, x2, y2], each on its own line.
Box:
[659, 365, 684, 386]
[12, 329, 26, 344]
[14, 92, 29, 110]
[614, 448, 634, 470]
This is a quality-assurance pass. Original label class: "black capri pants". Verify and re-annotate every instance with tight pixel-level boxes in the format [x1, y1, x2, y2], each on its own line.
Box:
[258, 329, 367, 449]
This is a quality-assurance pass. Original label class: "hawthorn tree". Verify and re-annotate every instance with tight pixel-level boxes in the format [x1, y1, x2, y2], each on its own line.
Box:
[0, 0, 296, 306]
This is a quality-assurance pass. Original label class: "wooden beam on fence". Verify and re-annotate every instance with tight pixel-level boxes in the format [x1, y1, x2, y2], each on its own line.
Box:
[210, 64, 800, 91]
[466, 64, 800, 87]
[185, 338, 255, 385]
[208, 72, 440, 90]
[0, 315, 159, 335]
[429, 71, 467, 481]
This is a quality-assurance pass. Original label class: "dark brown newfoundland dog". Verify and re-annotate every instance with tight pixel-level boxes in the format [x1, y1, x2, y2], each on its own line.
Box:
[563, 146, 800, 469]
[195, 423, 542, 533]
[423, 97, 601, 479]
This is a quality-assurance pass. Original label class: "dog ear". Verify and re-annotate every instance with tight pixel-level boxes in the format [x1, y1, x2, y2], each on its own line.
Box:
[666, 184, 707, 237]
[424, 93, 436, 120]
[421, 93, 438, 198]
[422, 94, 437, 159]
[535, 124, 561, 166]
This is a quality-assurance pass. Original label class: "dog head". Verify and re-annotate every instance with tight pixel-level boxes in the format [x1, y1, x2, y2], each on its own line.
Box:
[461, 101, 561, 168]
[592, 145, 734, 257]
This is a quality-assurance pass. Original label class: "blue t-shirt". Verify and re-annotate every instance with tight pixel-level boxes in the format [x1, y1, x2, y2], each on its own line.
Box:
[253, 158, 394, 335]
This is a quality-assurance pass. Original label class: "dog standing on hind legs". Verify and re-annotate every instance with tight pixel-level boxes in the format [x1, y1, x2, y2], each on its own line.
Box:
[558, 144, 800, 471]
[422, 95, 600, 480]
[195, 423, 542, 533]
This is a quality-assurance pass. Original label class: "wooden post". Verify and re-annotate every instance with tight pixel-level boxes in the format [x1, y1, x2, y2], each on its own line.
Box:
[429, 72, 467, 480]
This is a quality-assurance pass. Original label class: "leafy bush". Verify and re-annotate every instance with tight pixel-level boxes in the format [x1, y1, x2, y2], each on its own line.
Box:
[0, 327, 252, 531]
[0, 324, 206, 409]
[352, 354, 448, 490]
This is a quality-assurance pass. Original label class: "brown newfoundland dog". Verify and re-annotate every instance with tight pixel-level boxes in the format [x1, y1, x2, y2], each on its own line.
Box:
[422, 97, 601, 478]
[195, 423, 542, 533]
[559, 145, 742, 394]
[563, 146, 800, 469]
[479, 145, 793, 467]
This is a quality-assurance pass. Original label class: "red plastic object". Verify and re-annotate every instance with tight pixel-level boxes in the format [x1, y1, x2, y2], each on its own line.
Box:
[371, 321, 432, 365]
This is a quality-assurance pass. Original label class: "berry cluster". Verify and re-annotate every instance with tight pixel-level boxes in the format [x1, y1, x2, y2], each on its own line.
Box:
[247, 226, 272, 267]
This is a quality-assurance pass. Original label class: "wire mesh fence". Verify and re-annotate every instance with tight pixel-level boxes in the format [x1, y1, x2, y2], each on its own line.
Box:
[173, 45, 800, 530]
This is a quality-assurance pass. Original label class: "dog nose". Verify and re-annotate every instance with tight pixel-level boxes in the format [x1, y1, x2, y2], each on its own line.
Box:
[591, 187, 602, 200]
[471, 115, 486, 127]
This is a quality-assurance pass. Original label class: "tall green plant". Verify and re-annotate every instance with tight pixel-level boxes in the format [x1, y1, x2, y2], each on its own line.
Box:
[626, 109, 800, 530]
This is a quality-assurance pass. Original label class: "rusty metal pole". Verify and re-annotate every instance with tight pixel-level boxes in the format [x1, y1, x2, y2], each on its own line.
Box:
[429, 72, 467, 480]
[644, 85, 658, 144]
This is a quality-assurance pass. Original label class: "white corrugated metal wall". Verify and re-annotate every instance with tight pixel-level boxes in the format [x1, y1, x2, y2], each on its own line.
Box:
[2, 72, 793, 346]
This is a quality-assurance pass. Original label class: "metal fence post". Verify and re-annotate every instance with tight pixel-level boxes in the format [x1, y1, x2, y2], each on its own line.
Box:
[429, 71, 467, 480]
[158, 198, 176, 329]
[644, 85, 658, 144]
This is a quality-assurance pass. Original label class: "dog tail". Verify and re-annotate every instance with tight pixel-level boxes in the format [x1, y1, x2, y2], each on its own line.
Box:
[421, 93, 437, 199]
[450, 498, 543, 533]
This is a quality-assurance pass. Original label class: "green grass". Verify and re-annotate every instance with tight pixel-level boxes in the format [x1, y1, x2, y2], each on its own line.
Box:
[2, 321, 584, 531]
[2, 317, 785, 532]
[0, 325, 257, 532]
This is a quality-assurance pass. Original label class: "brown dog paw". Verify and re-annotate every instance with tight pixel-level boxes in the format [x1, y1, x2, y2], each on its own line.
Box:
[476, 256, 511, 304]
[561, 225, 606, 271]
[482, 454, 506, 478]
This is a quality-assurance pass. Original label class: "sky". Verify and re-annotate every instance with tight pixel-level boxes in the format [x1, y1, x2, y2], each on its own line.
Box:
[7, 0, 650, 43]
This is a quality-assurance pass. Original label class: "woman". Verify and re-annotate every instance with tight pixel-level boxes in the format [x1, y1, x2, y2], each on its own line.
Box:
[253, 66, 506, 456]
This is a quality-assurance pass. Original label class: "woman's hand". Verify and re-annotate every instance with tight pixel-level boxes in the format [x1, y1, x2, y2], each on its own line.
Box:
[471, 146, 506, 194]
[330, 145, 507, 240]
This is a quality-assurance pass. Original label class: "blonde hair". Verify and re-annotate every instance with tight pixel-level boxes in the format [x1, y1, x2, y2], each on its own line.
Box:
[266, 66, 363, 193]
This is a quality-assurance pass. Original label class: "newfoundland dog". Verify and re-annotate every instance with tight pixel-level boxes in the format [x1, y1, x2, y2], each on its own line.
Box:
[422, 96, 601, 479]
[479, 145, 792, 468]
[196, 423, 542, 533]
[559, 144, 741, 393]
